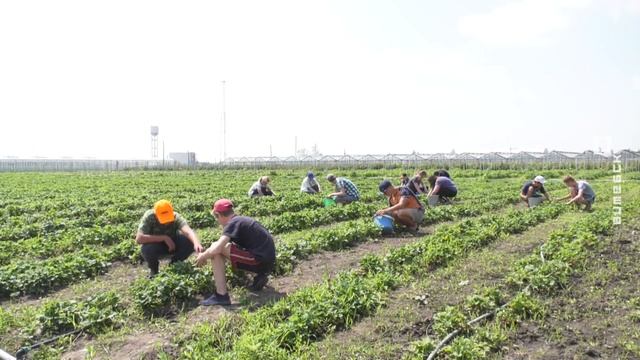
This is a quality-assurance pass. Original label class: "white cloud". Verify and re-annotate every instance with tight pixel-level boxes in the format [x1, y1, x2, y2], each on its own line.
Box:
[458, 0, 591, 46]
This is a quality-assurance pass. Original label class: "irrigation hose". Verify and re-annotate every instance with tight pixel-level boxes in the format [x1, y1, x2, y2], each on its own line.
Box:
[425, 303, 508, 360]
[15, 328, 84, 360]
[425, 285, 532, 360]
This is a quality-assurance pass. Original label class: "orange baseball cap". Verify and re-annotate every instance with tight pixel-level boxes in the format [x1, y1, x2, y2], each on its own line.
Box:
[154, 199, 175, 224]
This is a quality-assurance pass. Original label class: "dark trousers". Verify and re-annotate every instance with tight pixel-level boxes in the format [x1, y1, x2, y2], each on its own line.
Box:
[141, 234, 195, 274]
[439, 188, 457, 198]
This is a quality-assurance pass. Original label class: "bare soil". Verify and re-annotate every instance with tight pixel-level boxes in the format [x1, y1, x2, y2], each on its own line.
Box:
[502, 219, 640, 360]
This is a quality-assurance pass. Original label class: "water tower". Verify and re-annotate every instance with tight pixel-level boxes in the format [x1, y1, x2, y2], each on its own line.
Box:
[150, 126, 159, 159]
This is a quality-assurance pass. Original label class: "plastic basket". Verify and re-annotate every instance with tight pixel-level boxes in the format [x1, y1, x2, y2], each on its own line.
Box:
[427, 195, 440, 207]
[528, 197, 544, 208]
[323, 198, 337, 207]
[373, 215, 394, 234]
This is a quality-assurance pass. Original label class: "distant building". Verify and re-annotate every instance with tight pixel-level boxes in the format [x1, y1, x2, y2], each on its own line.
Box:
[169, 152, 197, 165]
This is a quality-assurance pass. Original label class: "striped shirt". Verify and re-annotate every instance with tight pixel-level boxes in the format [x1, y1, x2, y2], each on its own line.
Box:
[336, 177, 360, 200]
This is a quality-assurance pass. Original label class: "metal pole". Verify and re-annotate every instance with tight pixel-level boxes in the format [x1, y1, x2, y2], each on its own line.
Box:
[222, 80, 227, 161]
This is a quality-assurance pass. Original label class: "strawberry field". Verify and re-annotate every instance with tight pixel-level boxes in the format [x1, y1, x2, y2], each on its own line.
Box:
[0, 168, 638, 359]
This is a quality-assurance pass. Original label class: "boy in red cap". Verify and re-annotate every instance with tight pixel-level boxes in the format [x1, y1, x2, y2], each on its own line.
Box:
[136, 200, 203, 277]
[195, 199, 276, 306]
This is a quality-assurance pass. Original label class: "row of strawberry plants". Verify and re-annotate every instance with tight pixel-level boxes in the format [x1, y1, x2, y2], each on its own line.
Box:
[404, 187, 633, 359]
[234, 191, 382, 217]
[0, 240, 136, 298]
[0, 291, 126, 355]
[0, 224, 133, 266]
[260, 202, 381, 234]
[171, 204, 566, 358]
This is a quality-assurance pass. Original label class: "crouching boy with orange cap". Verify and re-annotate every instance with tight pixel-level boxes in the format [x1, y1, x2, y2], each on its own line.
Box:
[195, 199, 276, 306]
[135, 200, 203, 277]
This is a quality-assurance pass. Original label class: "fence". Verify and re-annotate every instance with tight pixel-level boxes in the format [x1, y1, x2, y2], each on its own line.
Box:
[0, 159, 181, 172]
[2, 150, 639, 172]
[218, 150, 640, 171]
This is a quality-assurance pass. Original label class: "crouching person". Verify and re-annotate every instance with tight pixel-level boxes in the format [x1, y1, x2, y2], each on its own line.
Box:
[520, 175, 550, 207]
[559, 175, 596, 211]
[326, 174, 360, 204]
[195, 199, 276, 306]
[248, 176, 275, 197]
[136, 199, 203, 277]
[427, 175, 458, 204]
[376, 180, 425, 234]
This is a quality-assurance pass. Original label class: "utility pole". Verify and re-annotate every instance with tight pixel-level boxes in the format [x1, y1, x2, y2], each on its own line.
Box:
[222, 80, 227, 161]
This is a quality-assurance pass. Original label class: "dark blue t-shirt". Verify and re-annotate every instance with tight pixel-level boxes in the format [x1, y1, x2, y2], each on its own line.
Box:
[521, 181, 546, 196]
[435, 176, 457, 192]
[223, 216, 276, 262]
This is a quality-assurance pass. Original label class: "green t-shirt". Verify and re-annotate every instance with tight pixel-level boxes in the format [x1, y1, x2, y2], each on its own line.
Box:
[137, 209, 188, 238]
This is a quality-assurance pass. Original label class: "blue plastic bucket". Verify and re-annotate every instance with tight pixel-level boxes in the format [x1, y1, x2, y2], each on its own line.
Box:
[373, 215, 394, 234]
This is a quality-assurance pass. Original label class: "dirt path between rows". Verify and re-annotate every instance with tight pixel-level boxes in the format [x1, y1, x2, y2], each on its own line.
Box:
[309, 212, 579, 359]
[501, 218, 640, 360]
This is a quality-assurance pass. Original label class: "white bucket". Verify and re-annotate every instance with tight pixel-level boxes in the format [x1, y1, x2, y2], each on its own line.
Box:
[428, 195, 440, 207]
[528, 197, 545, 208]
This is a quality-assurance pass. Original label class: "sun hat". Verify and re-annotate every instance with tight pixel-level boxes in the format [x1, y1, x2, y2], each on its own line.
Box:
[213, 198, 234, 213]
[154, 200, 175, 224]
[379, 180, 393, 193]
[533, 175, 546, 184]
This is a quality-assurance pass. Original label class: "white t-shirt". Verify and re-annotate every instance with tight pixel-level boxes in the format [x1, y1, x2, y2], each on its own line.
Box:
[300, 177, 320, 193]
[577, 180, 595, 201]
[248, 181, 272, 197]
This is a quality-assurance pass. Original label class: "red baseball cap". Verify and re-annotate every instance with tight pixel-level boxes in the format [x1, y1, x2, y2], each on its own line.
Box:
[213, 199, 234, 213]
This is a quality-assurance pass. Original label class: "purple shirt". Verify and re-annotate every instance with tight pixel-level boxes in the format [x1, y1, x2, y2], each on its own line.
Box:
[435, 176, 457, 192]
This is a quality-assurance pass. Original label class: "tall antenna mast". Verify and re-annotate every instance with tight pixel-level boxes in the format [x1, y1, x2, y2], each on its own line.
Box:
[222, 80, 227, 161]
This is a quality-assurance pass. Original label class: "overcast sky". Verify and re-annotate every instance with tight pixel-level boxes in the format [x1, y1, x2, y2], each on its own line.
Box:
[1, 0, 638, 162]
